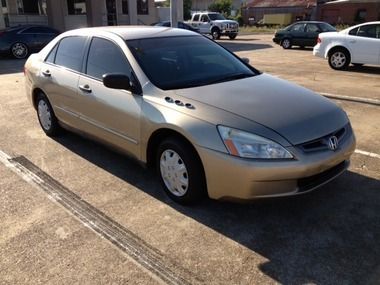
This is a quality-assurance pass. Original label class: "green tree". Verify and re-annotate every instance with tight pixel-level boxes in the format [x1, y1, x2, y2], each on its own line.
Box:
[183, 0, 192, 20]
[208, 0, 232, 17]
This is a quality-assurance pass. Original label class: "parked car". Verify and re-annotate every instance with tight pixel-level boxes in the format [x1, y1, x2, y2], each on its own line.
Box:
[313, 21, 380, 70]
[154, 21, 200, 33]
[273, 21, 337, 49]
[0, 25, 60, 59]
[24, 27, 355, 204]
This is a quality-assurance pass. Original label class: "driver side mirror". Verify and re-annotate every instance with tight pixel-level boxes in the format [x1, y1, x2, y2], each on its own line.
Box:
[103, 73, 132, 91]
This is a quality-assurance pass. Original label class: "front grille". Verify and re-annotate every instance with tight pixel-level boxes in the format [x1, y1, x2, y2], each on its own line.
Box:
[299, 124, 350, 153]
[297, 161, 348, 192]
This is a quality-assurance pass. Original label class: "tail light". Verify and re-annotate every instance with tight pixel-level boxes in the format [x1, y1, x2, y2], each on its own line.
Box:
[317, 37, 321, 44]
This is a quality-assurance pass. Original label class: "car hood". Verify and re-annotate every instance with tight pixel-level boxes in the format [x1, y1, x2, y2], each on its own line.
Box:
[174, 74, 348, 145]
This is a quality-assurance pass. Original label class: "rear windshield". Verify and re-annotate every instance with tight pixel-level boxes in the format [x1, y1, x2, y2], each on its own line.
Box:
[127, 36, 258, 90]
[319, 22, 336, 32]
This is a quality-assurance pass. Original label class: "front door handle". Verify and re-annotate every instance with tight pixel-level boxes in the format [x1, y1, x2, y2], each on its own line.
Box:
[42, 70, 51, 77]
[79, 84, 92, 93]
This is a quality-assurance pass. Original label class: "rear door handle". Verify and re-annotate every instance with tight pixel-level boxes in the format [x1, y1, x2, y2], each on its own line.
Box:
[42, 70, 51, 77]
[349, 40, 356, 43]
[79, 84, 92, 93]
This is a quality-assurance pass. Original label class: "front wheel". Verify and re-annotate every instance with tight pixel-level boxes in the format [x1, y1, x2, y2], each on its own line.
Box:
[328, 49, 350, 70]
[281, 38, 292, 49]
[36, 93, 61, 136]
[229, 34, 237, 40]
[156, 138, 206, 204]
[211, 28, 221, 40]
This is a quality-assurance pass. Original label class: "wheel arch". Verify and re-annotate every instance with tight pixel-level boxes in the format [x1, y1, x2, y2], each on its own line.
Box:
[326, 45, 351, 60]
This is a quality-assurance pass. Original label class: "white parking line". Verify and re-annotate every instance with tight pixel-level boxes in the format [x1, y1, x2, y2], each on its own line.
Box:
[355, 149, 380, 159]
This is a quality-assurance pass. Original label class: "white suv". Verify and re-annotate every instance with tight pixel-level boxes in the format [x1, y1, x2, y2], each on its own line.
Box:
[313, 21, 380, 70]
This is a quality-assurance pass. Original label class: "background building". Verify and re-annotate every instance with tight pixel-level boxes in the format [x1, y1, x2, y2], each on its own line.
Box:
[0, 0, 158, 31]
[319, 0, 380, 25]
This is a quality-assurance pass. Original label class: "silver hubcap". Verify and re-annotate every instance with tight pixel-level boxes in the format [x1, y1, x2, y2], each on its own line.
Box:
[331, 52, 346, 68]
[160, 149, 189, 197]
[283, 39, 290, 48]
[12, 43, 28, 58]
[38, 100, 52, 130]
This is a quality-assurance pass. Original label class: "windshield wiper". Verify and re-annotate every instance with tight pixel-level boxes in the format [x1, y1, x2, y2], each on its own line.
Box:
[208, 73, 254, 85]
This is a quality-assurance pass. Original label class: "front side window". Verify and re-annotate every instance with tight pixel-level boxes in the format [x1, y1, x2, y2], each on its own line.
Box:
[193, 14, 199, 21]
[290, 23, 305, 32]
[55, 36, 87, 72]
[86, 37, 132, 80]
[137, 0, 148, 15]
[67, 0, 86, 15]
[127, 36, 258, 90]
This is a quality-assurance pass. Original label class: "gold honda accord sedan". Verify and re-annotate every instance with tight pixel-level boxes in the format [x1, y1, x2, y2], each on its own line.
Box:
[24, 27, 356, 204]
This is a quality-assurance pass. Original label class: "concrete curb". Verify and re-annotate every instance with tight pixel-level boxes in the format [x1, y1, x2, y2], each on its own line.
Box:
[321, 92, 380, 106]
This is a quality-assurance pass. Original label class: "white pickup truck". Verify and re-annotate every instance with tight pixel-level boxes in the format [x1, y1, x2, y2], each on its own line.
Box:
[186, 12, 239, 40]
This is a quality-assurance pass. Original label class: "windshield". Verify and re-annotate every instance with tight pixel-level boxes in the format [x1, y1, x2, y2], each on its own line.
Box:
[319, 22, 336, 32]
[127, 36, 258, 90]
[209, 13, 226, 21]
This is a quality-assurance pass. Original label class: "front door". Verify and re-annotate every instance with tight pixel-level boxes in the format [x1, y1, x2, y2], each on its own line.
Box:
[106, 0, 117, 26]
[76, 37, 142, 157]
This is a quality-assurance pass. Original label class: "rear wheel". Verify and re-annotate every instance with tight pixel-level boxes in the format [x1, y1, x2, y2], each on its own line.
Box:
[36, 93, 61, 136]
[229, 34, 237, 40]
[281, 38, 292, 49]
[11, 42, 29, 59]
[156, 138, 206, 204]
[328, 49, 350, 70]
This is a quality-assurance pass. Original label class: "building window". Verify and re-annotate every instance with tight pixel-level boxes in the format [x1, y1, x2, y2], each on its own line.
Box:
[67, 0, 86, 15]
[16, 0, 46, 15]
[355, 9, 367, 22]
[137, 0, 148, 15]
[122, 0, 128, 14]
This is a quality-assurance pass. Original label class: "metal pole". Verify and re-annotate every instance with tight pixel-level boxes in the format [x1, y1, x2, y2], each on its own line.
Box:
[170, 0, 178, 27]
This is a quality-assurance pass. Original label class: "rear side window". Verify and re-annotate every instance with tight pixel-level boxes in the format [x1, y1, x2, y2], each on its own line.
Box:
[193, 14, 199, 21]
[306, 24, 319, 33]
[357, 24, 379, 39]
[86, 37, 133, 80]
[55, 36, 87, 72]
[349, 27, 359, 36]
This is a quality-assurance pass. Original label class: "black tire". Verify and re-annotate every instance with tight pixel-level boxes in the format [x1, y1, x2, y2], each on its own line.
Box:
[328, 48, 350, 70]
[229, 34, 237, 40]
[36, 93, 61, 137]
[11, 42, 29, 59]
[156, 137, 207, 204]
[281, 38, 292, 49]
[211, 28, 221, 40]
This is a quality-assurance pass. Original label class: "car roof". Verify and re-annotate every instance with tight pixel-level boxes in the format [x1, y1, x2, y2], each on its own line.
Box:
[64, 26, 196, 40]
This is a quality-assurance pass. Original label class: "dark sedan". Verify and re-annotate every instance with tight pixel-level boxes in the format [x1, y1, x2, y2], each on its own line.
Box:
[154, 21, 200, 33]
[273, 21, 336, 49]
[0, 25, 60, 59]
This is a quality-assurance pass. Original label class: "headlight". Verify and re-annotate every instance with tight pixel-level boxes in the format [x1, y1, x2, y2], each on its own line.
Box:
[217, 126, 293, 159]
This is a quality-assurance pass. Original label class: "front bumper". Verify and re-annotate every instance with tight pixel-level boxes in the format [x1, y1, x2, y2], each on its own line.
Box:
[273, 37, 281, 44]
[197, 130, 356, 201]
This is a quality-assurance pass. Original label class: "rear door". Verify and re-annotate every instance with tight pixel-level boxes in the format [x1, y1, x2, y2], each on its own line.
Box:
[76, 36, 143, 157]
[305, 23, 320, 47]
[38, 36, 88, 127]
[347, 24, 380, 65]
